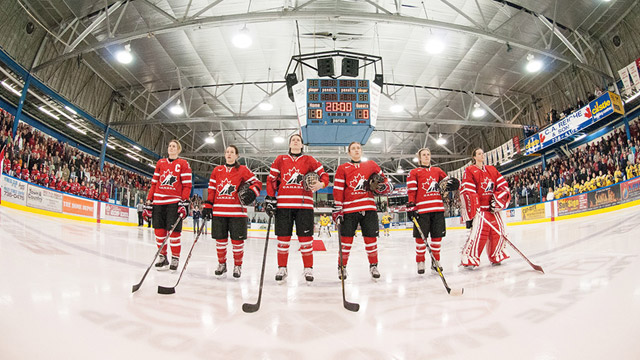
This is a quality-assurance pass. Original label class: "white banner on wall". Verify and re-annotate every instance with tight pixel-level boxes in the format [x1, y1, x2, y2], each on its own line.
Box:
[26, 184, 63, 213]
[1, 176, 27, 206]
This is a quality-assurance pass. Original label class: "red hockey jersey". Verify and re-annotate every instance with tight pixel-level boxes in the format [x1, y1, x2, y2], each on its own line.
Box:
[206, 164, 262, 218]
[267, 154, 329, 209]
[333, 160, 388, 214]
[407, 166, 448, 214]
[459, 164, 509, 220]
[147, 158, 192, 205]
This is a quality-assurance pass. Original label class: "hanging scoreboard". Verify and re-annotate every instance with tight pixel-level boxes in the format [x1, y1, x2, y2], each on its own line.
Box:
[292, 78, 381, 146]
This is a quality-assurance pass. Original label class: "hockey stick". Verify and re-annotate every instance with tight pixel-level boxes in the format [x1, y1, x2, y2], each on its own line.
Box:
[242, 215, 273, 313]
[335, 218, 360, 312]
[157, 218, 207, 294]
[132, 217, 183, 293]
[479, 215, 544, 274]
[411, 216, 464, 296]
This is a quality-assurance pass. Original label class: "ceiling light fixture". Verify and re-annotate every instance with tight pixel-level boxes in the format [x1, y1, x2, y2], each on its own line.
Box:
[170, 99, 184, 115]
[526, 54, 543, 73]
[425, 37, 445, 54]
[232, 26, 253, 49]
[370, 137, 382, 144]
[390, 103, 404, 113]
[132, 145, 141, 151]
[116, 44, 133, 64]
[259, 98, 273, 111]
[397, 166, 405, 174]
[361, 157, 368, 162]
[126, 153, 139, 161]
[64, 106, 77, 115]
[205, 132, 216, 144]
[67, 123, 86, 135]
[39, 107, 60, 120]
[436, 134, 447, 145]
[472, 103, 486, 118]
[1, 80, 22, 96]
[273, 136, 285, 144]
[412, 157, 419, 163]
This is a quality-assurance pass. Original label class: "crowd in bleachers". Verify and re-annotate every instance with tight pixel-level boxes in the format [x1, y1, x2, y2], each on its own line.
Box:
[506, 118, 640, 206]
[1, 109, 151, 203]
[544, 87, 603, 126]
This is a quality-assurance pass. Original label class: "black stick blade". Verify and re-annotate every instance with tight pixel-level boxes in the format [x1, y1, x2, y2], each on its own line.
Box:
[344, 301, 360, 312]
[157, 286, 176, 295]
[242, 303, 260, 313]
[131, 284, 141, 293]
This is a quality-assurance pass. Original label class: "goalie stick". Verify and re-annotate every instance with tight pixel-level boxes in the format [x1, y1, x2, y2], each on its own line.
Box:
[479, 215, 544, 274]
[242, 215, 273, 313]
[132, 217, 183, 293]
[411, 216, 464, 296]
[157, 218, 207, 294]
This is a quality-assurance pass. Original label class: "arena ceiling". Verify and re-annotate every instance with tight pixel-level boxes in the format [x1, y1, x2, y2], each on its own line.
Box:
[12, 0, 635, 179]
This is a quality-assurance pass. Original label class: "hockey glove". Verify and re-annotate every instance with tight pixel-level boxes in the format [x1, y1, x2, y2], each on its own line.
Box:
[202, 201, 213, 219]
[406, 202, 416, 220]
[238, 183, 259, 206]
[444, 177, 460, 191]
[332, 208, 344, 223]
[265, 196, 277, 217]
[142, 204, 153, 221]
[177, 200, 189, 219]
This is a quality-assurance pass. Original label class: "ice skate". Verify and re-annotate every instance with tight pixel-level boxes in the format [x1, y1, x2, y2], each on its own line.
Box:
[369, 263, 380, 279]
[155, 254, 169, 271]
[275, 267, 288, 281]
[417, 262, 426, 274]
[169, 256, 179, 271]
[303, 267, 314, 282]
[214, 263, 227, 276]
[233, 265, 242, 278]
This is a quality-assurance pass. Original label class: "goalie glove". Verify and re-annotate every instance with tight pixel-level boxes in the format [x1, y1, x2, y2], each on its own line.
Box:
[177, 200, 189, 219]
[265, 196, 277, 217]
[490, 188, 511, 212]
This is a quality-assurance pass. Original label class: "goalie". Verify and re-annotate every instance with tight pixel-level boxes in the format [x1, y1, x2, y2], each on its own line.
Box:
[406, 148, 459, 274]
[459, 147, 511, 268]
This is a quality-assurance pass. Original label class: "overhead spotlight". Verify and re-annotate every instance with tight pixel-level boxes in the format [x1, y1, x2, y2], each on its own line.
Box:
[526, 54, 543, 73]
[273, 136, 285, 144]
[472, 103, 486, 118]
[390, 103, 404, 113]
[397, 166, 405, 174]
[67, 123, 86, 135]
[126, 153, 139, 161]
[412, 157, 419, 163]
[232, 26, 253, 48]
[425, 37, 445, 54]
[205, 132, 216, 144]
[132, 145, 141, 151]
[64, 106, 77, 115]
[170, 99, 184, 115]
[436, 134, 447, 145]
[259, 98, 273, 111]
[370, 137, 382, 144]
[116, 44, 133, 64]
[361, 157, 368, 162]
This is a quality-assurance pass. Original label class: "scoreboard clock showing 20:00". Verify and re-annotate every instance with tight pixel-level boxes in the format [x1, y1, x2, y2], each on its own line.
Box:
[292, 78, 381, 146]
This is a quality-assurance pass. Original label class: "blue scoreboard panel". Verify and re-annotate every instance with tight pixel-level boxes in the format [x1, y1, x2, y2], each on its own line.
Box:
[292, 78, 380, 146]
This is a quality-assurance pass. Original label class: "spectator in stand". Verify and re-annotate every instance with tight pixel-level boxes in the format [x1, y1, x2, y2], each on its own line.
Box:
[546, 188, 554, 201]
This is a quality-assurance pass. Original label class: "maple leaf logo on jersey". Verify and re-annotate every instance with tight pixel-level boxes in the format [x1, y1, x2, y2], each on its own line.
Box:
[422, 177, 439, 193]
[285, 168, 304, 186]
[159, 170, 178, 187]
[217, 179, 236, 196]
[480, 177, 494, 193]
[350, 174, 367, 192]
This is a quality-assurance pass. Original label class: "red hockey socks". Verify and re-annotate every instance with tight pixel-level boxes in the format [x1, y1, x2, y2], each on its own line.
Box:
[415, 238, 427, 262]
[339, 236, 353, 266]
[154, 228, 168, 255]
[231, 240, 244, 266]
[169, 231, 181, 258]
[363, 237, 378, 264]
[430, 237, 442, 261]
[216, 238, 228, 264]
[298, 236, 313, 268]
[277, 236, 291, 267]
